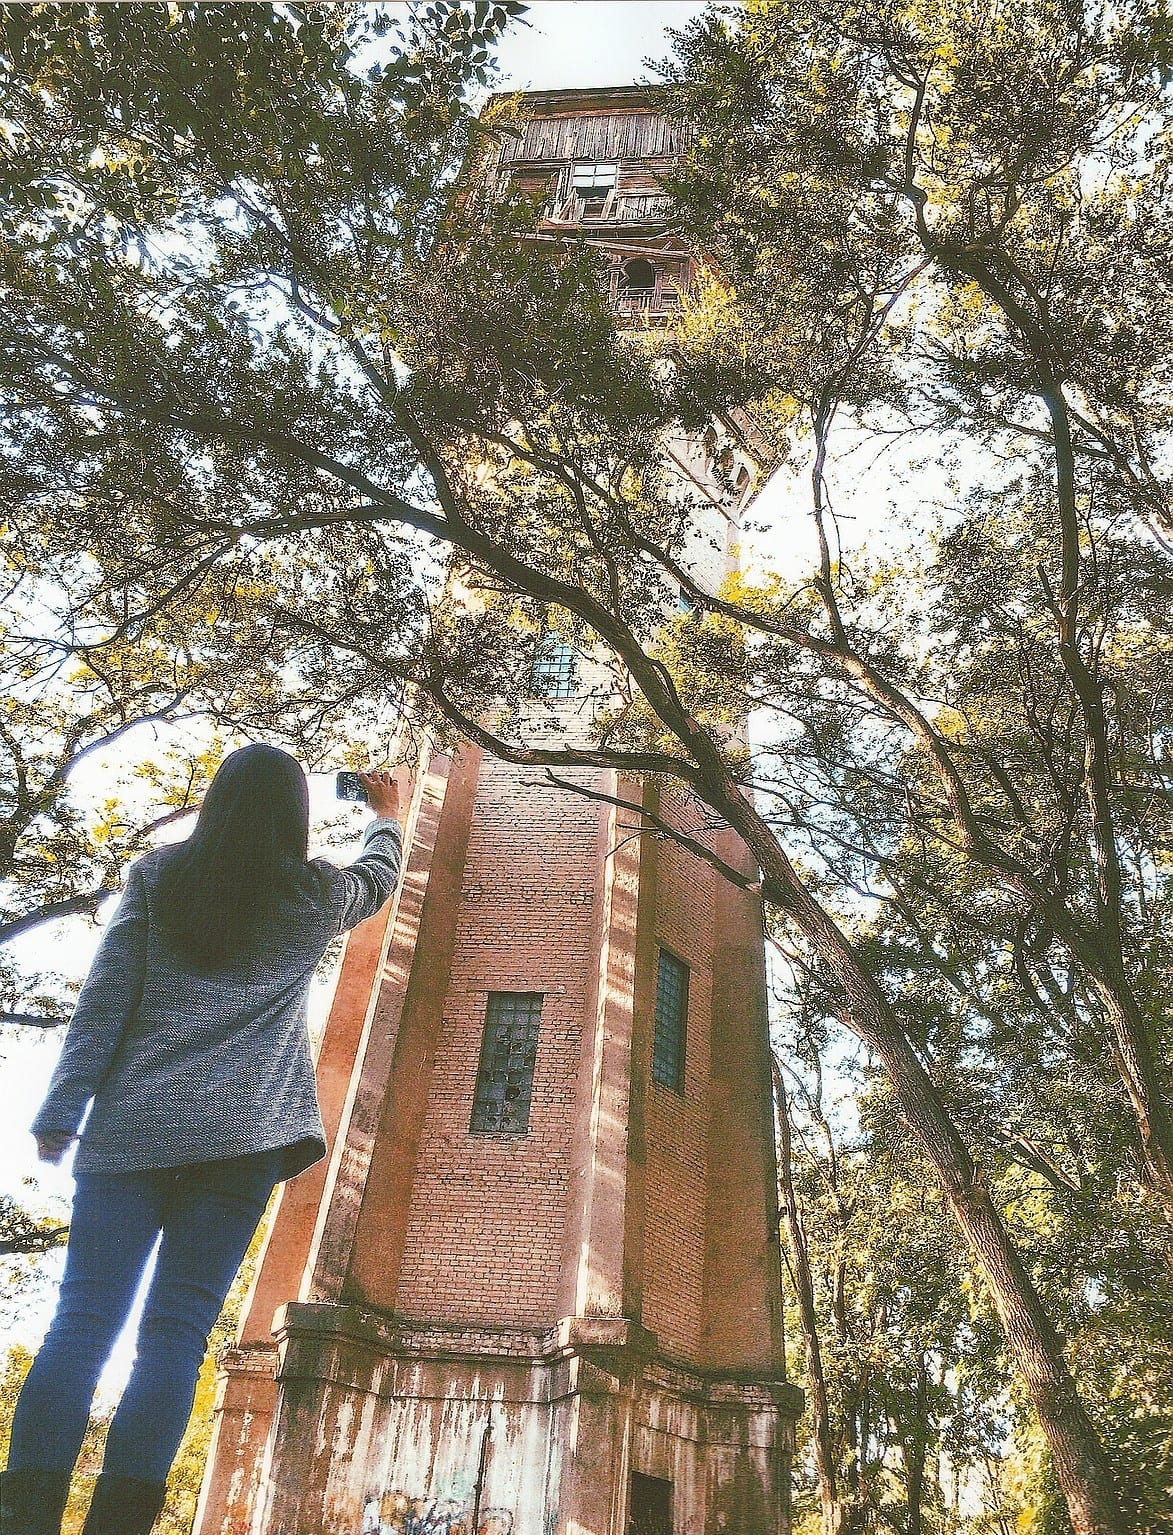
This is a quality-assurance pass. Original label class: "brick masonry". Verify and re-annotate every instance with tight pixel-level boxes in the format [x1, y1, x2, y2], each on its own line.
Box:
[193, 746, 800, 1535]
[393, 757, 601, 1328]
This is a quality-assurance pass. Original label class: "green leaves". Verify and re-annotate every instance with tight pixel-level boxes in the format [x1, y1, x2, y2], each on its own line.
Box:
[662, 3, 1173, 1521]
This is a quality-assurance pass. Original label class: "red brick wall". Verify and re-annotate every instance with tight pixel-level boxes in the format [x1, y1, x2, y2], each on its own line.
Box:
[393, 757, 602, 1326]
[641, 789, 715, 1360]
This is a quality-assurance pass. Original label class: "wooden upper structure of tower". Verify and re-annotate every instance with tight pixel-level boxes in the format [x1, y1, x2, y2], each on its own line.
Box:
[193, 85, 800, 1535]
[485, 85, 691, 322]
[480, 84, 771, 619]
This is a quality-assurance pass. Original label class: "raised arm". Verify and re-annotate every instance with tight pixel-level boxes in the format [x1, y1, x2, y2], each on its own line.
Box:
[329, 816, 404, 932]
[327, 769, 404, 932]
[31, 862, 149, 1148]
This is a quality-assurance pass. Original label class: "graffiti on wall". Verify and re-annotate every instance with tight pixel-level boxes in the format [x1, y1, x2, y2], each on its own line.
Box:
[359, 1492, 513, 1535]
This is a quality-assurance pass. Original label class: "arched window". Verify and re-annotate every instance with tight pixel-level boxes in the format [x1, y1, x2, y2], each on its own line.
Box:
[622, 258, 657, 292]
[530, 638, 578, 700]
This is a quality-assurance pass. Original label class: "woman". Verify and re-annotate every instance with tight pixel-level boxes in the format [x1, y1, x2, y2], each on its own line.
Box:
[0, 745, 403, 1535]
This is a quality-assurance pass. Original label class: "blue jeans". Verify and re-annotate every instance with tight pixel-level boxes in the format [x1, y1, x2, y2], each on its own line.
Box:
[6, 1148, 283, 1483]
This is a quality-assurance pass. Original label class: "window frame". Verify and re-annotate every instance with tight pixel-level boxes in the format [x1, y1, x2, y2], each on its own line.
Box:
[530, 636, 578, 701]
[469, 991, 544, 1136]
[572, 161, 618, 192]
[651, 947, 689, 1096]
[572, 160, 618, 219]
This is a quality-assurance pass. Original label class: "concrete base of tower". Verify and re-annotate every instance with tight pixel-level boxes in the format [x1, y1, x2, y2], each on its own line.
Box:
[224, 1302, 801, 1535]
[193, 1343, 280, 1535]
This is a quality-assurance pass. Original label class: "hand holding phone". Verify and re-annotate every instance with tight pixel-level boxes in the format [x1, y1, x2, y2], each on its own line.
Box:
[336, 769, 400, 822]
[360, 770, 400, 821]
[335, 771, 368, 803]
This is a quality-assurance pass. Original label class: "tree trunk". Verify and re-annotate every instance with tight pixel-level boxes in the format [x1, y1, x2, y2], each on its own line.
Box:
[1087, 965, 1173, 1220]
[906, 1357, 928, 1535]
[772, 1058, 843, 1535]
[715, 777, 1129, 1535]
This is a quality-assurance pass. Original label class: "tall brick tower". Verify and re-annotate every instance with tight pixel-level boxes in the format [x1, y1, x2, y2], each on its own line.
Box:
[194, 87, 801, 1535]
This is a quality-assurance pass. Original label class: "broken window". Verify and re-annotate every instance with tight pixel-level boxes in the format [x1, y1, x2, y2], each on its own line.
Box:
[622, 257, 657, 291]
[470, 992, 543, 1135]
[652, 949, 688, 1095]
[573, 161, 617, 217]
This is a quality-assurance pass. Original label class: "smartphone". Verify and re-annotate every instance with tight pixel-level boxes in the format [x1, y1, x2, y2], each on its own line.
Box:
[335, 771, 368, 803]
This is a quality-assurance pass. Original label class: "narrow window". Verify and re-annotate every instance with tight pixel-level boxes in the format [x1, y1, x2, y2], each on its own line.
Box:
[629, 1472, 673, 1535]
[470, 992, 543, 1134]
[531, 637, 577, 700]
[652, 949, 688, 1094]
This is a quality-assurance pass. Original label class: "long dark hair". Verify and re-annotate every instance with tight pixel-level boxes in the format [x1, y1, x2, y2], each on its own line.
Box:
[157, 744, 310, 966]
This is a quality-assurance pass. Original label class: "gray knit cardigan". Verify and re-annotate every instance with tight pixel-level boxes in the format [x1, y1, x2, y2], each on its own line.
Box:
[30, 818, 402, 1181]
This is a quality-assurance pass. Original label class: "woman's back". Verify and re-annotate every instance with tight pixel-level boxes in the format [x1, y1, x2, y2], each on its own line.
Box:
[31, 816, 403, 1182]
[10, 752, 405, 1535]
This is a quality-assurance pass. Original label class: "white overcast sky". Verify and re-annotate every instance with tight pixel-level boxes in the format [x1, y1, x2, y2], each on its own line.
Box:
[495, 1, 706, 90]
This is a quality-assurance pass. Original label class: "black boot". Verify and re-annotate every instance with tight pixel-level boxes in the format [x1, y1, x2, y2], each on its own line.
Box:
[79, 1475, 166, 1535]
[0, 1467, 72, 1535]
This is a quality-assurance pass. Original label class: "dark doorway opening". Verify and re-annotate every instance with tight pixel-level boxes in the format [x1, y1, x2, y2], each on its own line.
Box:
[622, 257, 657, 291]
[629, 1472, 673, 1535]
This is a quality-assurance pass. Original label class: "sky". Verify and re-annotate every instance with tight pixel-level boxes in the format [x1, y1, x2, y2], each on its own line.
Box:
[493, 1, 705, 91]
[0, 0, 723, 1393]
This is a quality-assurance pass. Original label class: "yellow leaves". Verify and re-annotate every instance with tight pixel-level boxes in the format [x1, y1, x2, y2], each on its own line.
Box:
[719, 566, 804, 621]
[933, 37, 960, 70]
[932, 703, 969, 741]
[669, 278, 749, 352]
[90, 796, 133, 847]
